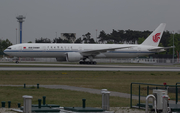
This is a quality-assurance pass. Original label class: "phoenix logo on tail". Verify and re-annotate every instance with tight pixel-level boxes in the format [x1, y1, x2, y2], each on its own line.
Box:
[153, 33, 161, 43]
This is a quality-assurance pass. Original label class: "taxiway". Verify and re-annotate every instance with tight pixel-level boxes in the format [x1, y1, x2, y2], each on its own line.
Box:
[0, 63, 180, 71]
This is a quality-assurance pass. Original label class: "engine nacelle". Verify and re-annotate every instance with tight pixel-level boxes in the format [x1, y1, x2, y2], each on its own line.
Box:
[66, 52, 83, 62]
[56, 57, 66, 62]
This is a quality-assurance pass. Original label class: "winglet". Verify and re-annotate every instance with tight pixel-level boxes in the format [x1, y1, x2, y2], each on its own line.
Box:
[141, 23, 166, 47]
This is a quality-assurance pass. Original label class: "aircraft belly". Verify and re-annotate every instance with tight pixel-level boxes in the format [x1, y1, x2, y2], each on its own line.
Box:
[96, 52, 152, 58]
[105, 53, 136, 58]
[15, 52, 43, 57]
[12, 51, 66, 58]
[38, 52, 65, 57]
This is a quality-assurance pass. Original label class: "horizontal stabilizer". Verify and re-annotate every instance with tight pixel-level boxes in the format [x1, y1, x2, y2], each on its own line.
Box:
[148, 46, 175, 51]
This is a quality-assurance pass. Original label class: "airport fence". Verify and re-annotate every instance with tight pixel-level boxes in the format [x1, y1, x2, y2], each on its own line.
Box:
[0, 57, 179, 64]
[130, 82, 180, 112]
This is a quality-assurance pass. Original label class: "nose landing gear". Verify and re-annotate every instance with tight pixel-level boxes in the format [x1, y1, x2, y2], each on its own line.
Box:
[14, 57, 19, 63]
[79, 56, 97, 65]
[79, 61, 97, 65]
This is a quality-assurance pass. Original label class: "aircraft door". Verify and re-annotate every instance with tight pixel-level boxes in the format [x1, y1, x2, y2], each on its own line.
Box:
[137, 47, 141, 57]
[16, 46, 22, 57]
[79, 47, 83, 51]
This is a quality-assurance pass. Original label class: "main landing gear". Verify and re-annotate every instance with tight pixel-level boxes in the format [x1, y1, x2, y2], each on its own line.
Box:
[79, 61, 97, 65]
[79, 56, 97, 65]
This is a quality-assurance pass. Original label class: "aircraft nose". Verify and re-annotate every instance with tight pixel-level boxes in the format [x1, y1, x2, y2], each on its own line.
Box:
[3, 49, 7, 54]
[3, 49, 8, 55]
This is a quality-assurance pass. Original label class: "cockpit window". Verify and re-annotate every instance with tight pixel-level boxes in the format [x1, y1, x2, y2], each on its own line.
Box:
[7, 48, 11, 49]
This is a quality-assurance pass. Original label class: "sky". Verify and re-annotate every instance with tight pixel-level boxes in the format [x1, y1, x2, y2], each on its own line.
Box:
[0, 0, 180, 44]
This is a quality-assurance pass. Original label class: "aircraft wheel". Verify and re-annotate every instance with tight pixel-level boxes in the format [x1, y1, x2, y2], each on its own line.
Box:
[93, 61, 97, 65]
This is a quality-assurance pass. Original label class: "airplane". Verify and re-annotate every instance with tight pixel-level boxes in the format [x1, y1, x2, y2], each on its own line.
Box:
[4, 23, 173, 64]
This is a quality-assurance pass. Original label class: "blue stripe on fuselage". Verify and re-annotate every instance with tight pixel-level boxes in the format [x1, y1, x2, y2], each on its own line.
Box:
[4, 50, 155, 54]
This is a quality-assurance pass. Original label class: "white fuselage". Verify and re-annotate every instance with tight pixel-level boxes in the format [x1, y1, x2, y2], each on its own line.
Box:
[4, 43, 160, 59]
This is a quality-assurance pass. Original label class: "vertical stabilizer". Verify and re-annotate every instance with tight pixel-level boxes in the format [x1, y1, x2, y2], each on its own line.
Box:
[141, 23, 166, 47]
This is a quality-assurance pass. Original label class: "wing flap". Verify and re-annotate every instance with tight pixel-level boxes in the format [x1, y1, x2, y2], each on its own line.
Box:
[81, 46, 132, 56]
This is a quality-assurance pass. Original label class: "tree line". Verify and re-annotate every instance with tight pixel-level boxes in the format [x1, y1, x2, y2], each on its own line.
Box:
[36, 30, 179, 55]
[35, 30, 173, 47]
[0, 39, 12, 56]
[35, 33, 95, 44]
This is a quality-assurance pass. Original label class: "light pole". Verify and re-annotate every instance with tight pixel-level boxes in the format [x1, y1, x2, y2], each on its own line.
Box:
[16, 15, 26, 43]
[173, 31, 174, 63]
[16, 28, 17, 44]
[96, 29, 97, 43]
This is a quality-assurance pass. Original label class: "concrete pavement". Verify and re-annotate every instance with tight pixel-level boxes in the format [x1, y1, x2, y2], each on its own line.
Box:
[0, 85, 145, 100]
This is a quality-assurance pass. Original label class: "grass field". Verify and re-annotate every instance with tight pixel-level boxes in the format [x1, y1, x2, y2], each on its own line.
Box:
[0, 86, 137, 108]
[0, 71, 180, 108]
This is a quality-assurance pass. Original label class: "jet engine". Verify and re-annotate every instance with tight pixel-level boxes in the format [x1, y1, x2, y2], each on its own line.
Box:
[66, 52, 83, 62]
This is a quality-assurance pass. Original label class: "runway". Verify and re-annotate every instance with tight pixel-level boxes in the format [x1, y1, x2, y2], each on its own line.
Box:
[0, 63, 180, 71]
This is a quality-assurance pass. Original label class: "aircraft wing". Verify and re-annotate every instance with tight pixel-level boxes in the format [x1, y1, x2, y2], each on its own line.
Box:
[148, 46, 175, 51]
[80, 46, 132, 56]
